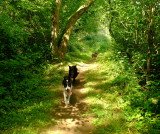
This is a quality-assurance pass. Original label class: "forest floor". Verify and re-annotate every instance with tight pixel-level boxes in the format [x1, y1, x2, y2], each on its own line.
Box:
[40, 61, 97, 134]
[1, 56, 139, 134]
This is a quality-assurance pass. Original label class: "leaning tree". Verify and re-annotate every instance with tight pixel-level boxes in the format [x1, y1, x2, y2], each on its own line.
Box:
[50, 0, 96, 59]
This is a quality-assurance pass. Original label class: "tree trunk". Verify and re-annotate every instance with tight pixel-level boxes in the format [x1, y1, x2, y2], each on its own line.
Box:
[146, 27, 153, 83]
[50, 0, 61, 57]
[50, 0, 96, 59]
[108, 0, 114, 38]
[146, 41, 151, 83]
[146, 5, 154, 84]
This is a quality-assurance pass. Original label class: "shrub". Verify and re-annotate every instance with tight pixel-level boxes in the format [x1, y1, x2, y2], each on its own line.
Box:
[0, 55, 47, 130]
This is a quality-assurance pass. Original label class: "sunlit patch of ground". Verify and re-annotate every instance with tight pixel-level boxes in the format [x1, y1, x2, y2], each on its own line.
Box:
[40, 62, 96, 134]
[82, 57, 139, 134]
[2, 59, 138, 134]
[79, 87, 90, 94]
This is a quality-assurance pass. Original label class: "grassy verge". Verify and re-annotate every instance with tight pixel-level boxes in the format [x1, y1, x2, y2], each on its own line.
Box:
[84, 53, 140, 134]
[0, 64, 63, 134]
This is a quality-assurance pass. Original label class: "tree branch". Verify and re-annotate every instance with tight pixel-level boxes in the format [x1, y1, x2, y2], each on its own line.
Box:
[58, 0, 96, 58]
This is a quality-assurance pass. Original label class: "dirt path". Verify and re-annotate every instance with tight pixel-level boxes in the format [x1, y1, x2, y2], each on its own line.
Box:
[41, 63, 95, 134]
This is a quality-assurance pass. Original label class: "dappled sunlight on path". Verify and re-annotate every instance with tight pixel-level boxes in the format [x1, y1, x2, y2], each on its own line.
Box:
[40, 62, 97, 134]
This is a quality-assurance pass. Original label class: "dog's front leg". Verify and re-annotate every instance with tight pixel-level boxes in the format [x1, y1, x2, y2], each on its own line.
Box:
[67, 95, 70, 105]
[65, 95, 70, 105]
[63, 92, 67, 105]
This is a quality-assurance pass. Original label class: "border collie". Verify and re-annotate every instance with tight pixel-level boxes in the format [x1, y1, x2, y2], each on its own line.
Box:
[62, 76, 73, 105]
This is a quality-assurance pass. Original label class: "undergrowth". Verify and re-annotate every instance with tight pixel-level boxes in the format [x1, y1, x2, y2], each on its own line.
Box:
[0, 56, 63, 133]
[0, 49, 90, 133]
[85, 52, 160, 134]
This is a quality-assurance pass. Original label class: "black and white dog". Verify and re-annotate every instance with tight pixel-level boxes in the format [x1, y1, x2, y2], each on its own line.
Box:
[62, 76, 73, 105]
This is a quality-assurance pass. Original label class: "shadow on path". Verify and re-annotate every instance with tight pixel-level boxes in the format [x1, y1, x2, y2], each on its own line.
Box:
[40, 63, 94, 134]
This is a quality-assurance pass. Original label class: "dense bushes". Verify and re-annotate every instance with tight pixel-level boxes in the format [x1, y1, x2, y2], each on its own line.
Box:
[114, 53, 160, 133]
[112, 51, 160, 133]
[86, 51, 160, 133]
[106, 0, 160, 133]
[0, 0, 54, 131]
[125, 88, 160, 133]
[0, 54, 49, 129]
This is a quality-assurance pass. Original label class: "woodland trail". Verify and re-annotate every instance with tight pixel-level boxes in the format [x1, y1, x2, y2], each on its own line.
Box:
[41, 62, 96, 134]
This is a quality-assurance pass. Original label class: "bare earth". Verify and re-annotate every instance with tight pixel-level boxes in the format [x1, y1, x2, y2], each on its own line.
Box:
[41, 63, 95, 134]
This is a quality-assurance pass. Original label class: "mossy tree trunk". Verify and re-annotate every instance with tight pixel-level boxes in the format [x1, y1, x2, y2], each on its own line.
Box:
[50, 0, 96, 59]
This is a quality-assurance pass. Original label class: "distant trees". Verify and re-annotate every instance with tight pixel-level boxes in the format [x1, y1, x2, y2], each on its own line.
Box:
[106, 0, 160, 85]
[105, 1, 160, 132]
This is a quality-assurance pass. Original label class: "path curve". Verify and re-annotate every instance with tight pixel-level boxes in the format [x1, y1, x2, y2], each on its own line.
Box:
[41, 63, 94, 134]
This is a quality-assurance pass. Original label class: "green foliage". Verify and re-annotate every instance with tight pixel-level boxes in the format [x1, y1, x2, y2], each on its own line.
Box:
[0, 0, 57, 131]
[107, 0, 160, 79]
[0, 56, 66, 132]
[60, 0, 85, 33]
[63, 0, 110, 57]
[0, 0, 53, 60]
[104, 1, 160, 132]
[0, 55, 46, 129]
[84, 52, 138, 134]
[84, 48, 160, 133]
[0, 0, 159, 133]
